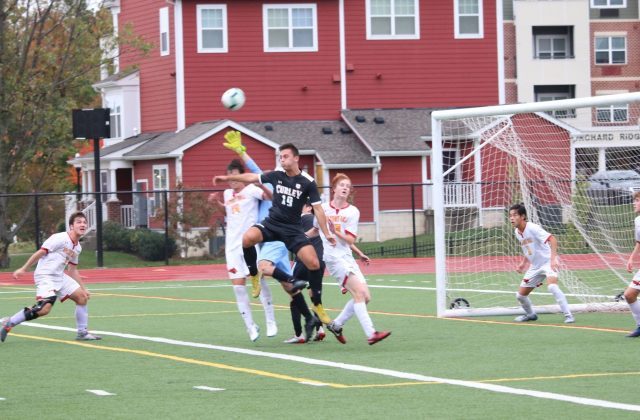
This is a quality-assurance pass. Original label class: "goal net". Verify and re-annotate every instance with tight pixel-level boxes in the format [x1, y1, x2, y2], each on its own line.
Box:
[431, 92, 640, 318]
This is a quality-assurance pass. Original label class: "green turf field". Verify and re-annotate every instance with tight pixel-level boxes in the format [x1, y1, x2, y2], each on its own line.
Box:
[1, 274, 639, 419]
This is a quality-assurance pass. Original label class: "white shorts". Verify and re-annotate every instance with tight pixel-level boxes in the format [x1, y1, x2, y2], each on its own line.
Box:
[34, 273, 81, 302]
[629, 271, 640, 291]
[225, 245, 252, 280]
[520, 264, 557, 288]
[324, 254, 366, 287]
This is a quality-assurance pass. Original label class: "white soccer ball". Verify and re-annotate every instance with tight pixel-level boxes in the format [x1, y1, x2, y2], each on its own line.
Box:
[221, 87, 246, 111]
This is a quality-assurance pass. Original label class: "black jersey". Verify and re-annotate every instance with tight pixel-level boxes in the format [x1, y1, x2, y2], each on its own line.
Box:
[260, 169, 322, 225]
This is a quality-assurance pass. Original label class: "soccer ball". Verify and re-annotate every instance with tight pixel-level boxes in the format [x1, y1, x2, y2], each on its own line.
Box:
[221, 87, 246, 111]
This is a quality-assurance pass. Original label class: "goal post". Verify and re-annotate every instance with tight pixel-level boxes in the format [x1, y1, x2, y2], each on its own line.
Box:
[431, 92, 640, 318]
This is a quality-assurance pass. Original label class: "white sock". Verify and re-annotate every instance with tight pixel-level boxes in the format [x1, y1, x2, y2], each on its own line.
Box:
[334, 299, 355, 327]
[75, 305, 89, 333]
[548, 284, 571, 316]
[259, 278, 275, 324]
[232, 285, 254, 329]
[516, 293, 535, 316]
[353, 301, 375, 338]
[629, 300, 640, 326]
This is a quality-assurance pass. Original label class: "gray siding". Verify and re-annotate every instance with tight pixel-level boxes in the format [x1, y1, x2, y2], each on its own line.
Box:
[590, 1, 639, 19]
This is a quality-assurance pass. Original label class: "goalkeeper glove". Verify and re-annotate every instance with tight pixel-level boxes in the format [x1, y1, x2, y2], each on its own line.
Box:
[223, 130, 246, 155]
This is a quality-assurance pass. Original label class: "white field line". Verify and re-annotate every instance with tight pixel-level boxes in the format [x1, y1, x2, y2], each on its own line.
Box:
[86, 390, 116, 396]
[193, 386, 224, 392]
[22, 322, 640, 413]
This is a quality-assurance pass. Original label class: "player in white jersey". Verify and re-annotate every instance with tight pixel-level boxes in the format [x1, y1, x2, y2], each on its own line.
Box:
[1, 212, 101, 343]
[622, 191, 640, 337]
[209, 159, 277, 342]
[309, 173, 390, 345]
[509, 203, 574, 324]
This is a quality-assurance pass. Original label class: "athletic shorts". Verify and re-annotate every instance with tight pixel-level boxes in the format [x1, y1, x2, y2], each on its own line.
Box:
[225, 244, 254, 280]
[520, 264, 557, 288]
[258, 241, 292, 276]
[629, 271, 640, 291]
[34, 273, 81, 302]
[256, 218, 311, 255]
[324, 254, 365, 288]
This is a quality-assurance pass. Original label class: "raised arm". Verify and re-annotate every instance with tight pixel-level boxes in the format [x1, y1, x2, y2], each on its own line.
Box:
[213, 172, 260, 186]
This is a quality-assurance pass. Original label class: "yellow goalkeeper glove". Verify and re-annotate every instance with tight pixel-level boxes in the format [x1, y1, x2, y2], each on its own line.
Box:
[223, 130, 246, 155]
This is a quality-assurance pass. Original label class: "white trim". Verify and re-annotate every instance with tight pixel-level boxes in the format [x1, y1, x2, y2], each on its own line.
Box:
[324, 163, 378, 169]
[590, 0, 626, 8]
[263, 4, 318, 52]
[159, 7, 170, 56]
[196, 4, 228, 53]
[496, 0, 504, 104]
[175, 1, 185, 130]
[366, 0, 420, 40]
[454, 0, 483, 39]
[374, 150, 430, 157]
[594, 34, 627, 65]
[339, 0, 347, 110]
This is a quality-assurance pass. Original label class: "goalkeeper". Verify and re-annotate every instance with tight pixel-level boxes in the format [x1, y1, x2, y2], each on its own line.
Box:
[222, 130, 326, 342]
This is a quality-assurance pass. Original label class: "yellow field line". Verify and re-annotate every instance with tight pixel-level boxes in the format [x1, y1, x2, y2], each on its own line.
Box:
[10, 332, 348, 388]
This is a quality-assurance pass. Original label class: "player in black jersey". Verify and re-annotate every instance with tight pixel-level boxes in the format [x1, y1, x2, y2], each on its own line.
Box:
[214, 143, 336, 339]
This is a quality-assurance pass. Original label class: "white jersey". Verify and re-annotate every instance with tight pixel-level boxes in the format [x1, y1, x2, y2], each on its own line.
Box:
[635, 215, 640, 242]
[223, 184, 263, 250]
[514, 222, 552, 268]
[316, 202, 360, 259]
[35, 232, 81, 278]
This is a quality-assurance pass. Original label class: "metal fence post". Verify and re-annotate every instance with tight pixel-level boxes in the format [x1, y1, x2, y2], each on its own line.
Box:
[34, 193, 41, 250]
[411, 183, 417, 257]
[163, 189, 169, 265]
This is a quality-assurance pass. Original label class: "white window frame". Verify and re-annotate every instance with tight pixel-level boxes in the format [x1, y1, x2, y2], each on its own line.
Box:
[442, 149, 461, 182]
[595, 90, 629, 123]
[159, 7, 170, 56]
[537, 92, 575, 118]
[152, 164, 170, 214]
[591, 0, 626, 8]
[535, 35, 569, 59]
[109, 105, 121, 139]
[263, 4, 318, 52]
[454, 0, 483, 39]
[366, 0, 420, 40]
[197, 4, 228, 53]
[594, 35, 627, 65]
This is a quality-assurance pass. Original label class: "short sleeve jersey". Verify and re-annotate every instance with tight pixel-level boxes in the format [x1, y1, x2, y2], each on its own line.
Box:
[316, 202, 360, 259]
[635, 215, 640, 243]
[260, 169, 321, 225]
[514, 222, 552, 268]
[223, 184, 263, 249]
[35, 232, 81, 276]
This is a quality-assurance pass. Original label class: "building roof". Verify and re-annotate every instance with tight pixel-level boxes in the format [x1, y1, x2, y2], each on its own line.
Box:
[241, 120, 375, 167]
[123, 120, 225, 157]
[342, 109, 434, 154]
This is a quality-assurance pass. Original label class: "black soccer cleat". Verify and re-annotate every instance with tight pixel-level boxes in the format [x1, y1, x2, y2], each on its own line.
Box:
[304, 315, 320, 343]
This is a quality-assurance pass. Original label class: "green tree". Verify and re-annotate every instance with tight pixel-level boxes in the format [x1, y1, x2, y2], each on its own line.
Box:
[0, 0, 146, 267]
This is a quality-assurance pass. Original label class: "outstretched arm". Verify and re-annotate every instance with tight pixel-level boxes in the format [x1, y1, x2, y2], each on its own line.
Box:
[351, 244, 370, 264]
[13, 249, 47, 279]
[213, 172, 260, 186]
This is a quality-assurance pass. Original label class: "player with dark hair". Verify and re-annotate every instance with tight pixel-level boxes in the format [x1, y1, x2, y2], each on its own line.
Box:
[2, 211, 101, 342]
[509, 203, 574, 323]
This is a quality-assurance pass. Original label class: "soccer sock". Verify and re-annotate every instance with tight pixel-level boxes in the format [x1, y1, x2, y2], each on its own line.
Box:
[232, 285, 255, 329]
[309, 268, 323, 290]
[516, 293, 535, 315]
[334, 299, 355, 327]
[8, 309, 27, 327]
[243, 246, 258, 277]
[629, 300, 640, 326]
[310, 289, 322, 306]
[548, 284, 571, 316]
[291, 292, 313, 321]
[353, 301, 375, 338]
[259, 278, 275, 324]
[75, 305, 89, 333]
[290, 300, 303, 337]
[272, 267, 293, 283]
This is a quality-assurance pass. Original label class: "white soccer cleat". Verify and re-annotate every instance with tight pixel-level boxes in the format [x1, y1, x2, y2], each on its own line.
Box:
[248, 324, 260, 342]
[514, 313, 538, 322]
[76, 331, 102, 341]
[564, 314, 575, 324]
[283, 335, 305, 344]
[266, 320, 278, 337]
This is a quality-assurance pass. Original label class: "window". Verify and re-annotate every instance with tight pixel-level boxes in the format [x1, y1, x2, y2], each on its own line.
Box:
[591, 0, 626, 8]
[596, 104, 628, 123]
[100, 171, 109, 194]
[197, 5, 227, 53]
[263, 4, 317, 52]
[535, 85, 576, 118]
[595, 36, 626, 65]
[533, 26, 573, 59]
[367, 0, 419, 40]
[152, 165, 169, 212]
[109, 105, 121, 139]
[442, 149, 460, 182]
[159, 7, 169, 56]
[455, 0, 483, 39]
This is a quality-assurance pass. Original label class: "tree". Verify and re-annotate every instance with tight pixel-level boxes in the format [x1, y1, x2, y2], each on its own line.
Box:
[0, 0, 146, 267]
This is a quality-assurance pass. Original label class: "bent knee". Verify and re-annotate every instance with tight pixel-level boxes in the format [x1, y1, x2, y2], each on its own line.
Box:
[624, 289, 639, 303]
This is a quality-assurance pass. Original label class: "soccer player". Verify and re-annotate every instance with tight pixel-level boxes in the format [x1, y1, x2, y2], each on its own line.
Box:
[509, 203, 575, 323]
[209, 159, 277, 341]
[623, 191, 640, 337]
[1, 211, 101, 342]
[309, 173, 391, 345]
[222, 131, 325, 342]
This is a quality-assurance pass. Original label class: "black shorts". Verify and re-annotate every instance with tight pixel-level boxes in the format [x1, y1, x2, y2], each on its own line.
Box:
[256, 218, 311, 255]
